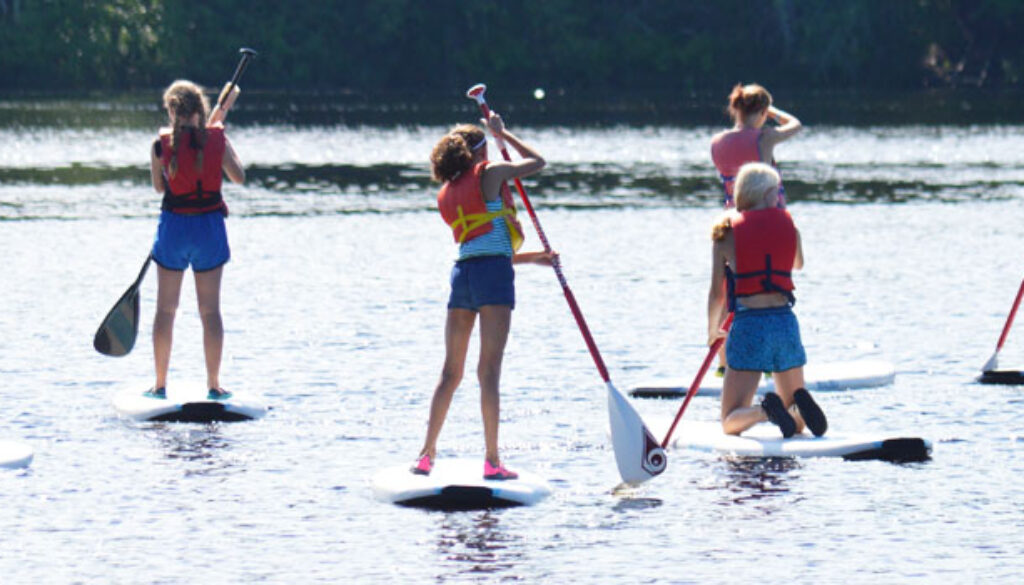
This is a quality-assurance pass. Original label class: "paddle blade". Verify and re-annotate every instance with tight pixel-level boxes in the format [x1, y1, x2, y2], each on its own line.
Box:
[981, 351, 998, 373]
[607, 382, 667, 485]
[94, 287, 142, 356]
[94, 256, 151, 357]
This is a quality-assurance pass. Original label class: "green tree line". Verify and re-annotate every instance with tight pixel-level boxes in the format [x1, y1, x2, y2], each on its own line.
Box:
[1, 0, 1023, 92]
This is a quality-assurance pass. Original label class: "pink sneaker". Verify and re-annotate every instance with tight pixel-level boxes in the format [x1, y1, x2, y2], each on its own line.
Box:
[483, 460, 518, 481]
[410, 454, 432, 476]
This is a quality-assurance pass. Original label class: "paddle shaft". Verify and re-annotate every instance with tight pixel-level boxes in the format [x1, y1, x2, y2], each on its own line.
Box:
[994, 278, 1024, 353]
[470, 96, 612, 383]
[132, 254, 153, 287]
[661, 313, 734, 448]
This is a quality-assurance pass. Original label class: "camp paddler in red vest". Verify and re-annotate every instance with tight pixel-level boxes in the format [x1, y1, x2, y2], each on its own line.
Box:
[710, 83, 802, 208]
[707, 162, 828, 441]
[146, 79, 245, 401]
[412, 111, 555, 481]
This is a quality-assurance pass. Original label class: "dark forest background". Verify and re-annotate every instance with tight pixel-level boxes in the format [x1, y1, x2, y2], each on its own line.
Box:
[1, 0, 1022, 95]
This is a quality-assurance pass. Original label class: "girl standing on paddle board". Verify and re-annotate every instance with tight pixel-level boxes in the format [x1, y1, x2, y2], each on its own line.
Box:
[147, 80, 244, 400]
[707, 163, 827, 439]
[413, 112, 554, 480]
[710, 84, 802, 376]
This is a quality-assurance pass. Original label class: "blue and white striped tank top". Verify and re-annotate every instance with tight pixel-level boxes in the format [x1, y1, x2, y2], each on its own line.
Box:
[458, 199, 513, 260]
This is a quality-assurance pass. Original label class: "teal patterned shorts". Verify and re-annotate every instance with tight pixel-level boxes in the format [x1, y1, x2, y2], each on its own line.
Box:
[726, 305, 806, 373]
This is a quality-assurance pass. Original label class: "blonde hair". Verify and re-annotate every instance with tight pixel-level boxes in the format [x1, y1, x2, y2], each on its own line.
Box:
[430, 124, 486, 183]
[734, 163, 780, 211]
[162, 80, 210, 177]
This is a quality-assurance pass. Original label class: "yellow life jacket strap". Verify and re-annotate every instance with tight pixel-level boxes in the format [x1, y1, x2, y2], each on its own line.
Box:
[449, 205, 514, 243]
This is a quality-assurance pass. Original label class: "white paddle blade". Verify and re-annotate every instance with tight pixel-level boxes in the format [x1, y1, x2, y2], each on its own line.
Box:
[982, 351, 998, 373]
[607, 383, 667, 485]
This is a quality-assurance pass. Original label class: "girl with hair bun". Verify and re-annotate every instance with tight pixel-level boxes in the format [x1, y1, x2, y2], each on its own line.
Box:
[146, 79, 244, 401]
[707, 162, 827, 439]
[413, 111, 555, 480]
[710, 83, 802, 208]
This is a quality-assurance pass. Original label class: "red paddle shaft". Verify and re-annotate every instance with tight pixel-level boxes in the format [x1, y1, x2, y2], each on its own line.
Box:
[995, 279, 1024, 353]
[661, 313, 734, 448]
[466, 84, 611, 383]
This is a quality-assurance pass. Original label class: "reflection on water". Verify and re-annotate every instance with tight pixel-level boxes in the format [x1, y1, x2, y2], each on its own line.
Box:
[611, 496, 663, 513]
[148, 424, 238, 478]
[714, 457, 802, 506]
[435, 511, 525, 578]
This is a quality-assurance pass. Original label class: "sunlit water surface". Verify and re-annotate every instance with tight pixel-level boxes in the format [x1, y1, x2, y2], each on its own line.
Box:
[1, 96, 1023, 583]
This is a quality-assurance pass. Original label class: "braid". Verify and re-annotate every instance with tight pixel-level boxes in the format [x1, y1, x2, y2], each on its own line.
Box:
[162, 80, 212, 176]
[169, 117, 183, 177]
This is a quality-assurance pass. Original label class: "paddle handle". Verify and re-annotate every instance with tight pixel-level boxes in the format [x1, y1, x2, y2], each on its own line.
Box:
[209, 47, 257, 124]
[995, 278, 1024, 352]
[467, 85, 611, 383]
[661, 313, 734, 448]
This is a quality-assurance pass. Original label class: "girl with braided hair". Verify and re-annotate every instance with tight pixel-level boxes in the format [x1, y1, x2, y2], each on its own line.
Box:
[146, 79, 244, 400]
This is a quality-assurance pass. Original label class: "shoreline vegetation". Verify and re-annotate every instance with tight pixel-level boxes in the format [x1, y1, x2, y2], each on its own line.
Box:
[3, 88, 1024, 128]
[1, 1, 1023, 94]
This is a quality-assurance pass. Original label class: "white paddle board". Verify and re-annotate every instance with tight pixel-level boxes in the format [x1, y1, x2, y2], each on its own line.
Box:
[113, 383, 267, 423]
[631, 359, 896, 398]
[372, 458, 552, 509]
[0, 440, 34, 469]
[649, 418, 930, 462]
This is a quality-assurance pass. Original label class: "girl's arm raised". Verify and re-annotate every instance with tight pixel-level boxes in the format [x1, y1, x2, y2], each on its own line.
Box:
[480, 112, 546, 198]
[222, 137, 245, 184]
[208, 84, 241, 127]
[762, 106, 802, 146]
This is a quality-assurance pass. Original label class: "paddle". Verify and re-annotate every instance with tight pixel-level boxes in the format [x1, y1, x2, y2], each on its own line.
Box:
[94, 47, 257, 357]
[661, 313, 734, 448]
[94, 255, 153, 356]
[466, 84, 666, 485]
[209, 47, 257, 125]
[981, 277, 1024, 373]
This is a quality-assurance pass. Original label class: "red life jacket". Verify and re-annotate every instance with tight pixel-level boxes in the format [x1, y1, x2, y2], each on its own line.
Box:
[710, 127, 785, 208]
[727, 207, 797, 310]
[159, 126, 227, 214]
[437, 161, 524, 251]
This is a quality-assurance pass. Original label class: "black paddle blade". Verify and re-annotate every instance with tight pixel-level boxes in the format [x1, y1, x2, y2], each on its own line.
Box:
[94, 287, 142, 357]
[94, 255, 152, 357]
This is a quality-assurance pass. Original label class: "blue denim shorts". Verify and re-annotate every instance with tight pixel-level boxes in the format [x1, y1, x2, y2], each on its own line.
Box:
[151, 210, 230, 272]
[726, 305, 806, 372]
[448, 255, 515, 311]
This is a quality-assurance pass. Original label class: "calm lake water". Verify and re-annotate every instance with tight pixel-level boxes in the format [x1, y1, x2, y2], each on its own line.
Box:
[2, 91, 1024, 583]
